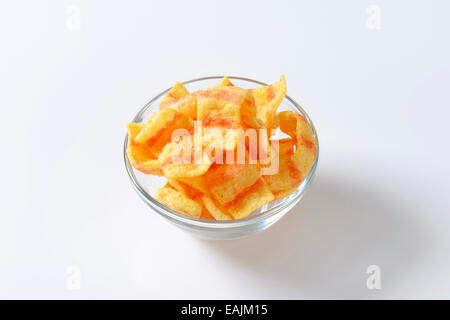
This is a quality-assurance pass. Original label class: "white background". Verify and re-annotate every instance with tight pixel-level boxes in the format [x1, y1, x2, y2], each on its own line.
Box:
[1, 0, 449, 299]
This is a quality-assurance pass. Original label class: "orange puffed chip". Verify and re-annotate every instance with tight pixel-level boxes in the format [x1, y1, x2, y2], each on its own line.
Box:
[155, 185, 202, 218]
[250, 75, 286, 129]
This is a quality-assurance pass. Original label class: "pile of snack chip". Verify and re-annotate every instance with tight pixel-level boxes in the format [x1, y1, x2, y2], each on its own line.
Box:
[126, 76, 317, 220]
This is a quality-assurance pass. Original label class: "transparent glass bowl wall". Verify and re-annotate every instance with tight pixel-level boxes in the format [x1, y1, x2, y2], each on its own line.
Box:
[124, 76, 319, 240]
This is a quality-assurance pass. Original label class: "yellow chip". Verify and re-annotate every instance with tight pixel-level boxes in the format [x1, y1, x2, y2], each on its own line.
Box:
[263, 139, 304, 195]
[292, 123, 317, 180]
[127, 122, 148, 159]
[202, 179, 274, 220]
[160, 82, 189, 105]
[256, 125, 272, 163]
[135, 108, 193, 157]
[250, 75, 286, 129]
[177, 176, 209, 195]
[203, 160, 261, 207]
[264, 111, 317, 198]
[276, 138, 296, 154]
[200, 206, 216, 220]
[277, 110, 298, 138]
[226, 179, 274, 219]
[198, 86, 256, 124]
[135, 159, 163, 176]
[198, 126, 241, 151]
[260, 137, 294, 175]
[272, 187, 298, 199]
[196, 86, 257, 151]
[189, 194, 216, 220]
[243, 116, 265, 130]
[158, 139, 211, 178]
[155, 185, 202, 218]
[126, 123, 163, 175]
[207, 76, 234, 90]
[146, 112, 157, 124]
[278, 110, 317, 179]
[197, 87, 241, 122]
[219, 76, 234, 87]
[160, 93, 197, 119]
[168, 179, 202, 199]
[202, 195, 233, 220]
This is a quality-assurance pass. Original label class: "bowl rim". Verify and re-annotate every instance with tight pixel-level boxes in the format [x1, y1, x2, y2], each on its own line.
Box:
[123, 76, 319, 228]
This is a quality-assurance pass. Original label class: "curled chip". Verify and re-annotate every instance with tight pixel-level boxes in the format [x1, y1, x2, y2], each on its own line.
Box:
[126, 123, 163, 175]
[135, 108, 193, 157]
[250, 75, 286, 129]
[263, 138, 302, 195]
[155, 185, 202, 218]
[277, 110, 298, 138]
[278, 110, 317, 178]
[263, 111, 317, 198]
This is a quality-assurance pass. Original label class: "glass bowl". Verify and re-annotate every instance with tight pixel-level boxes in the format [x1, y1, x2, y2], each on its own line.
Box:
[124, 76, 319, 240]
